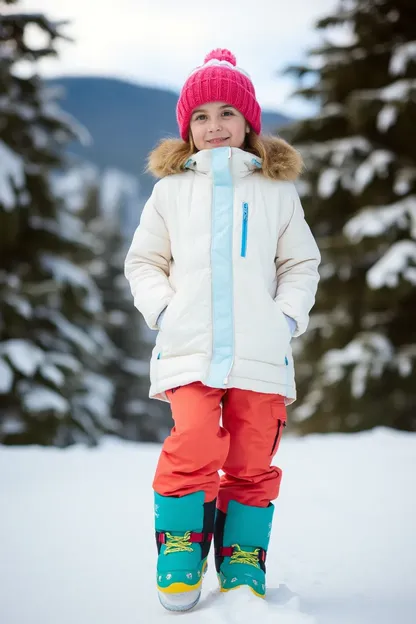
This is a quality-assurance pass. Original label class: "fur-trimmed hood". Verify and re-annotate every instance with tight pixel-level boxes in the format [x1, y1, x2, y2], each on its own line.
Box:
[147, 135, 303, 182]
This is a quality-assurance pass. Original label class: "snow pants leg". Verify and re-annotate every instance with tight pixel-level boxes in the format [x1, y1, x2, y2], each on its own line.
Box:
[152, 382, 286, 510]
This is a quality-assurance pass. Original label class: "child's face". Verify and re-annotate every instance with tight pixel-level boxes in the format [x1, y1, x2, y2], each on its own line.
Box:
[189, 102, 249, 151]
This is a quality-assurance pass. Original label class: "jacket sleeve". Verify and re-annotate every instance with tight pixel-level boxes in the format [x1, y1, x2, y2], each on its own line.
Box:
[124, 184, 175, 330]
[274, 183, 321, 337]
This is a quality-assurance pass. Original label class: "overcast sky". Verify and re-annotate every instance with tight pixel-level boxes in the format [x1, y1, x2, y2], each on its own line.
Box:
[20, 0, 338, 117]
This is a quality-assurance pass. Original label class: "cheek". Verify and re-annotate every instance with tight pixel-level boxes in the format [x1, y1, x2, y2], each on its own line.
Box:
[230, 119, 246, 136]
[191, 125, 203, 140]
[229, 120, 246, 147]
[190, 125, 206, 149]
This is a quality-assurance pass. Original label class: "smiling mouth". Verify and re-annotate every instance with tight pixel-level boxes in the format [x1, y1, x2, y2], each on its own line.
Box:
[207, 137, 230, 143]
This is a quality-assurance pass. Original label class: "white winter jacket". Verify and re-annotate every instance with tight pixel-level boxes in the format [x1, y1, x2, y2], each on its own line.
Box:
[125, 137, 320, 403]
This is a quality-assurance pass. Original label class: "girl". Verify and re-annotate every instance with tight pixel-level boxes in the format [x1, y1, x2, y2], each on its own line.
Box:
[125, 49, 320, 612]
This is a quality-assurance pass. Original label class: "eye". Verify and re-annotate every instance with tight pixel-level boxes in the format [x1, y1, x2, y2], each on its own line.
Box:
[222, 110, 234, 116]
[194, 114, 207, 121]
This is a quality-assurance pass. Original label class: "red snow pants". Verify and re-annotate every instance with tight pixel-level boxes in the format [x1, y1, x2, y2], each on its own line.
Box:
[153, 382, 287, 512]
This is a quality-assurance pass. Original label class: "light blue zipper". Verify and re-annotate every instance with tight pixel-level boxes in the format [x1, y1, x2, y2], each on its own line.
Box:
[241, 202, 249, 257]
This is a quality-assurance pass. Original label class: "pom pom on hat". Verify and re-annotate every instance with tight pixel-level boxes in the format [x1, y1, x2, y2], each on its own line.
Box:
[176, 48, 261, 140]
[204, 48, 236, 66]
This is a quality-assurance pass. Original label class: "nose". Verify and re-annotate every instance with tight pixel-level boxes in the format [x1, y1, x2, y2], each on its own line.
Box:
[207, 117, 222, 133]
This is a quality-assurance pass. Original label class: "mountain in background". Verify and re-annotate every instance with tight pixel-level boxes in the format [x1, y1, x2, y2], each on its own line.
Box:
[50, 76, 291, 199]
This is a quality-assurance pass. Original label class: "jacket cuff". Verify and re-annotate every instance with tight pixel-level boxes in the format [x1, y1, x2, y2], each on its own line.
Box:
[156, 307, 167, 330]
[284, 314, 297, 336]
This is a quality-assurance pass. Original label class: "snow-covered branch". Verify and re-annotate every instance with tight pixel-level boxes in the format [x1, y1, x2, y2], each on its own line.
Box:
[344, 196, 416, 242]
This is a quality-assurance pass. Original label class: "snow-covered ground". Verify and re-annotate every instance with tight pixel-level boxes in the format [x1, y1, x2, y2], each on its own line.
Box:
[1, 428, 415, 624]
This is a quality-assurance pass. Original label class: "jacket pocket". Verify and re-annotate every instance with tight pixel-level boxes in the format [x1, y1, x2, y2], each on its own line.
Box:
[273, 299, 292, 345]
[241, 202, 249, 257]
[158, 292, 178, 333]
[155, 271, 211, 360]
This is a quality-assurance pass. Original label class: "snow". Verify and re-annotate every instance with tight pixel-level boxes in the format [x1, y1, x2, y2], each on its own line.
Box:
[0, 140, 25, 211]
[4, 293, 32, 319]
[52, 165, 141, 239]
[0, 429, 415, 623]
[75, 372, 115, 428]
[367, 240, 416, 288]
[387, 9, 400, 22]
[40, 253, 103, 314]
[50, 164, 143, 250]
[394, 168, 416, 196]
[300, 137, 370, 168]
[41, 253, 87, 287]
[353, 150, 393, 193]
[39, 363, 65, 388]
[311, 144, 396, 198]
[0, 357, 13, 393]
[88, 325, 115, 356]
[0, 415, 25, 435]
[312, 40, 364, 70]
[318, 103, 344, 117]
[38, 309, 97, 355]
[378, 79, 416, 101]
[41, 98, 91, 147]
[0, 97, 36, 122]
[318, 263, 336, 280]
[396, 344, 416, 377]
[51, 164, 99, 214]
[390, 41, 416, 76]
[2, 272, 20, 288]
[122, 357, 150, 376]
[100, 168, 141, 237]
[0, 339, 44, 377]
[295, 178, 312, 198]
[344, 196, 416, 242]
[18, 383, 69, 415]
[317, 168, 339, 198]
[47, 352, 82, 374]
[29, 125, 49, 149]
[29, 214, 97, 249]
[377, 104, 397, 132]
[354, 79, 416, 104]
[324, 23, 357, 47]
[125, 398, 148, 415]
[292, 387, 323, 422]
[59, 210, 100, 250]
[323, 333, 393, 398]
[108, 309, 128, 326]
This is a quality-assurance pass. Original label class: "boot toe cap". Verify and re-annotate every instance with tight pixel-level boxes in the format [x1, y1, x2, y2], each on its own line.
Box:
[219, 566, 266, 596]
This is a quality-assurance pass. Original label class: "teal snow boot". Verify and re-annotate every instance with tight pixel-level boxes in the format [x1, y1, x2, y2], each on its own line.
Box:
[155, 491, 215, 611]
[214, 500, 274, 598]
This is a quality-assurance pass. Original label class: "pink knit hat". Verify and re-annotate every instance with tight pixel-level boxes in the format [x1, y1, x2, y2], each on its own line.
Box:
[176, 49, 262, 141]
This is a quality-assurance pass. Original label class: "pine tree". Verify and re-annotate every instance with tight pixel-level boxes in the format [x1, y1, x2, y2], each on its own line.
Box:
[79, 170, 172, 443]
[280, 0, 416, 433]
[0, 1, 117, 445]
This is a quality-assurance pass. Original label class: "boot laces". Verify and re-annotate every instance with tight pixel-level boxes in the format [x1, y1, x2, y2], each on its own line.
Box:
[230, 544, 260, 568]
[164, 531, 193, 554]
